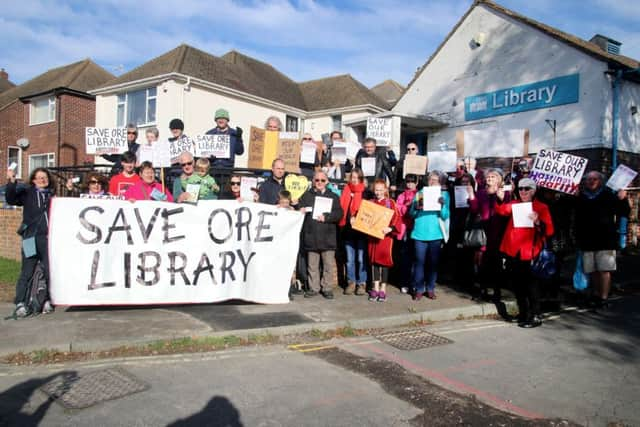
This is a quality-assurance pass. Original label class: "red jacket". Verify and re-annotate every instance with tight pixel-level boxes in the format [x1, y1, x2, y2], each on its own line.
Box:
[495, 199, 554, 261]
[368, 198, 401, 267]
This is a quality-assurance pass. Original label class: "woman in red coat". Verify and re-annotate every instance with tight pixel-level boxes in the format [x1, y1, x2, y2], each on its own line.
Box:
[368, 179, 401, 302]
[495, 178, 554, 328]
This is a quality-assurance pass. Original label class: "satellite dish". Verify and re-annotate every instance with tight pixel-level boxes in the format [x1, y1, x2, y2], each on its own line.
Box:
[16, 138, 29, 148]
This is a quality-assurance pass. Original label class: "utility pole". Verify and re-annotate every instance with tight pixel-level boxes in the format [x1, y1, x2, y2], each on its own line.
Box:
[545, 119, 557, 149]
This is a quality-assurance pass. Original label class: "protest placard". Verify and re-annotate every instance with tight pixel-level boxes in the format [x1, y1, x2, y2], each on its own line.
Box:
[454, 186, 470, 208]
[512, 202, 534, 228]
[361, 157, 376, 177]
[48, 198, 304, 305]
[300, 142, 317, 164]
[184, 184, 200, 204]
[422, 186, 442, 211]
[240, 176, 257, 202]
[168, 136, 194, 163]
[248, 127, 281, 169]
[427, 151, 457, 172]
[152, 139, 172, 168]
[347, 142, 361, 160]
[366, 117, 392, 146]
[312, 196, 333, 220]
[277, 132, 301, 173]
[284, 175, 309, 201]
[606, 164, 637, 191]
[85, 127, 128, 155]
[193, 135, 230, 158]
[332, 142, 347, 163]
[403, 155, 428, 177]
[352, 199, 394, 239]
[529, 148, 587, 195]
[137, 145, 154, 164]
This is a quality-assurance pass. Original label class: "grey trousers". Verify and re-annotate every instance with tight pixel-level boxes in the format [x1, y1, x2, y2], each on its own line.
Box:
[307, 250, 335, 292]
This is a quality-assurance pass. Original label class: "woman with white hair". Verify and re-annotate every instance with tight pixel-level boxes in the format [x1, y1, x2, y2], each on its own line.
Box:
[495, 177, 554, 328]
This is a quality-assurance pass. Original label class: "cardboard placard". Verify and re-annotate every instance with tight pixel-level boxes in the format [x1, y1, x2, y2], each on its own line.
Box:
[248, 126, 266, 169]
[277, 134, 301, 173]
[403, 155, 428, 177]
[352, 199, 394, 239]
[85, 127, 127, 155]
[529, 148, 587, 195]
[248, 127, 297, 170]
[284, 174, 309, 200]
[366, 117, 392, 146]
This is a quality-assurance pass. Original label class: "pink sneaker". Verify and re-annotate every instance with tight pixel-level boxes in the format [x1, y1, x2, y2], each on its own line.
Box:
[377, 291, 387, 302]
[368, 291, 378, 302]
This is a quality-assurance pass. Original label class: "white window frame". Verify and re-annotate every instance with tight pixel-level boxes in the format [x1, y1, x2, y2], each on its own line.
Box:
[29, 95, 56, 126]
[116, 87, 157, 127]
[7, 146, 22, 179]
[28, 152, 56, 174]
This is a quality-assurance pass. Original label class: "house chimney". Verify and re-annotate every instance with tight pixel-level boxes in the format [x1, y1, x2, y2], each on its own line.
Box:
[0, 68, 8, 81]
[590, 34, 622, 55]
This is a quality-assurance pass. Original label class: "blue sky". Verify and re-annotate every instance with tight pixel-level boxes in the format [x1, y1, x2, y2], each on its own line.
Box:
[2, 0, 639, 88]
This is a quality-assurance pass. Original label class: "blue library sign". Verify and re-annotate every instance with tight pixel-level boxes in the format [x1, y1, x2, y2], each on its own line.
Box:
[464, 74, 580, 121]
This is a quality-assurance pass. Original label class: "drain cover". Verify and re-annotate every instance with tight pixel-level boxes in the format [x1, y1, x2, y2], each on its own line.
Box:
[40, 368, 149, 409]
[375, 329, 453, 351]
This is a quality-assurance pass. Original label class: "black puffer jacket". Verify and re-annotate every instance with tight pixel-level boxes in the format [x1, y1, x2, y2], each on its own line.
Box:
[352, 148, 396, 185]
[6, 182, 52, 237]
[299, 188, 343, 251]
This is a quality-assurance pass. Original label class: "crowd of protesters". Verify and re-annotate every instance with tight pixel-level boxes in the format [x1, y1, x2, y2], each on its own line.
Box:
[5, 111, 632, 329]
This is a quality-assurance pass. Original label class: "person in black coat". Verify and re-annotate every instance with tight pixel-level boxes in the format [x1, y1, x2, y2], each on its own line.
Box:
[298, 171, 343, 299]
[350, 138, 396, 189]
[258, 159, 286, 205]
[6, 167, 55, 317]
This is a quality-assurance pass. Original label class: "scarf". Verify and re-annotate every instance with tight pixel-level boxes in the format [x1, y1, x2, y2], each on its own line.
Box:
[339, 182, 365, 226]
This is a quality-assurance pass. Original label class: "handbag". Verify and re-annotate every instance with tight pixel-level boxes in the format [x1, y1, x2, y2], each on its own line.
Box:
[531, 240, 557, 280]
[572, 251, 589, 291]
[463, 214, 487, 248]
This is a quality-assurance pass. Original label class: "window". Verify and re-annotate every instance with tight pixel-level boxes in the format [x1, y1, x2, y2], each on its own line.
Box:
[285, 115, 299, 132]
[29, 153, 55, 174]
[7, 147, 22, 179]
[117, 87, 157, 127]
[331, 115, 342, 131]
[30, 96, 56, 125]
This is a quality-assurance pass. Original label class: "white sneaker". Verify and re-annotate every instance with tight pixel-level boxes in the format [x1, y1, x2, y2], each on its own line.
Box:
[15, 303, 28, 318]
[43, 301, 54, 314]
[400, 287, 409, 294]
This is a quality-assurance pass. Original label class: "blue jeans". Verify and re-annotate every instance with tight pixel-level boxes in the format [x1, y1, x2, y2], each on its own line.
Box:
[344, 236, 367, 284]
[413, 239, 442, 293]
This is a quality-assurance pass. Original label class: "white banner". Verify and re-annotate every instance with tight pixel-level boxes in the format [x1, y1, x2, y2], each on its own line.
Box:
[49, 198, 304, 306]
[193, 135, 231, 158]
[530, 148, 587, 195]
[85, 127, 127, 155]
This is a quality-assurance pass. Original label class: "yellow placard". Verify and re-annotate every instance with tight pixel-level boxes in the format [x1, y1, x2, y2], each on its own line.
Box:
[351, 200, 394, 240]
[284, 174, 309, 200]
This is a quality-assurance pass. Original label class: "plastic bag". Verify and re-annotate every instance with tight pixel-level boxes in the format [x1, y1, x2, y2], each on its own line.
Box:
[573, 251, 589, 291]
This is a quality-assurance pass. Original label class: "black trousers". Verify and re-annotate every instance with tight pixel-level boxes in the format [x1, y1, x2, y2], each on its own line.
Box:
[15, 235, 49, 305]
[505, 256, 540, 321]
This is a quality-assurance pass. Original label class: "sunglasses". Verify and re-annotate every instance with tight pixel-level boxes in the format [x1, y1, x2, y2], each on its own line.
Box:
[405, 180, 416, 184]
[302, 137, 313, 141]
[314, 179, 327, 183]
[127, 131, 137, 135]
[407, 147, 417, 151]
[230, 181, 241, 186]
[88, 180, 101, 185]
[518, 187, 533, 191]
[180, 161, 193, 167]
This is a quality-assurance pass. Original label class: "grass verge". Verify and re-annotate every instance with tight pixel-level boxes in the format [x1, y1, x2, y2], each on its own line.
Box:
[0, 257, 19, 303]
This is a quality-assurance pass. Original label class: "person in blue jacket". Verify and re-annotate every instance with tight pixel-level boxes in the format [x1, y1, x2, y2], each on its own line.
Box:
[205, 109, 244, 169]
[409, 171, 450, 301]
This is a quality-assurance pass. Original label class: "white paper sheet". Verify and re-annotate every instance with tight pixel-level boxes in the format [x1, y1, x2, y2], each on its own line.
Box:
[512, 202, 534, 228]
[300, 142, 317, 164]
[361, 157, 376, 177]
[331, 143, 347, 163]
[606, 164, 637, 191]
[347, 142, 361, 160]
[137, 145, 154, 164]
[240, 177, 257, 202]
[422, 186, 442, 211]
[153, 139, 172, 168]
[312, 196, 333, 220]
[454, 186, 470, 208]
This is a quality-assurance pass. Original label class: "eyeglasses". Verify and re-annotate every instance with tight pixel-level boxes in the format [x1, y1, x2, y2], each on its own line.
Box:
[302, 137, 313, 141]
[230, 181, 241, 186]
[314, 179, 327, 183]
[407, 147, 417, 151]
[88, 180, 101, 185]
[180, 161, 193, 167]
[518, 187, 533, 191]
[405, 180, 416, 184]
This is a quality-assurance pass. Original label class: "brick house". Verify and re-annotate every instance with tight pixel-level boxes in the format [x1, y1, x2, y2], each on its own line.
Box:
[0, 60, 113, 180]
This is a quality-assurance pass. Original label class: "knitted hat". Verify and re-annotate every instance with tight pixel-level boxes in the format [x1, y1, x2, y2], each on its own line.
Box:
[215, 108, 230, 120]
[169, 118, 184, 130]
[518, 177, 537, 190]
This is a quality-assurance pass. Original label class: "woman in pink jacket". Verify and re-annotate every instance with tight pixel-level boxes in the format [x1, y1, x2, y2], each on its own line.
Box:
[124, 161, 174, 202]
[394, 173, 419, 294]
